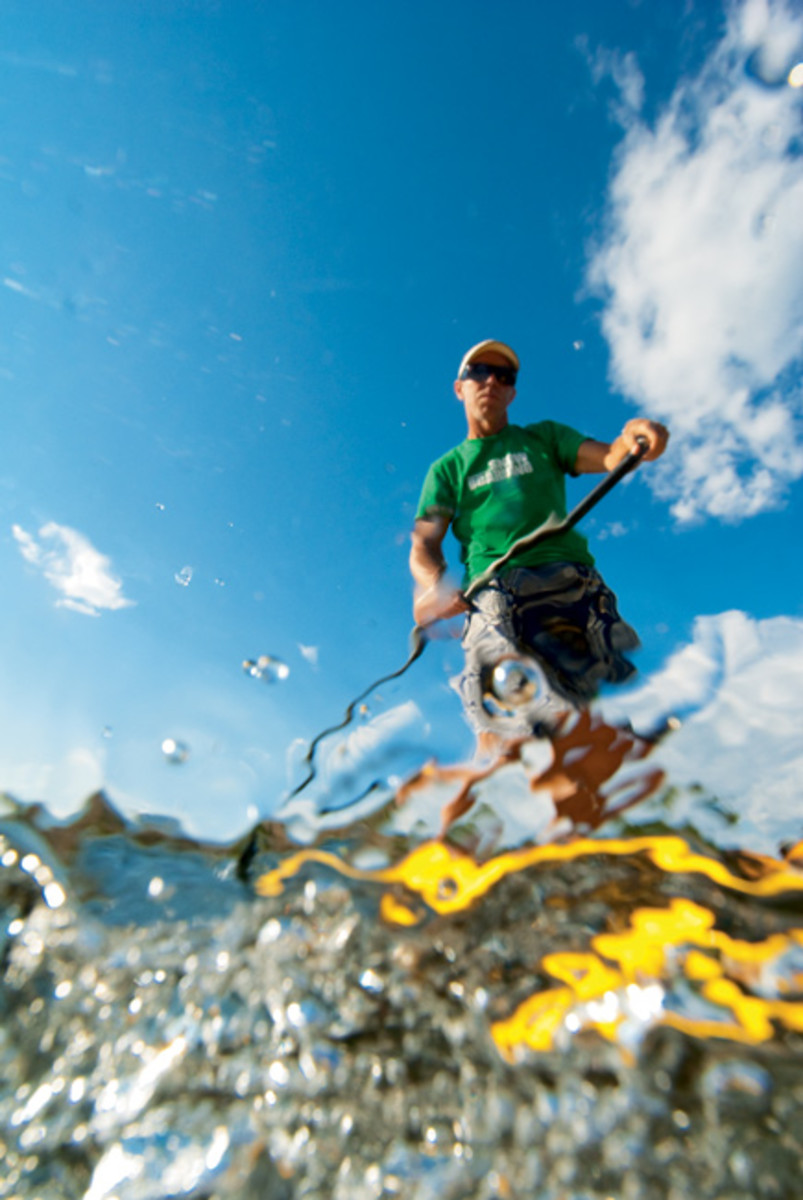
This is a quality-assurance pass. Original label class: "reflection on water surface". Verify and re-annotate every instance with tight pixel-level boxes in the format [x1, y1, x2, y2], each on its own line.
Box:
[3, 712, 803, 1198]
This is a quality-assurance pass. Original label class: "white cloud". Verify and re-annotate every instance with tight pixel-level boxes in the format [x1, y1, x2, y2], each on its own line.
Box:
[3, 276, 38, 300]
[596, 519, 630, 540]
[603, 609, 803, 851]
[587, 0, 803, 523]
[12, 521, 135, 616]
[0, 745, 105, 816]
[577, 37, 646, 120]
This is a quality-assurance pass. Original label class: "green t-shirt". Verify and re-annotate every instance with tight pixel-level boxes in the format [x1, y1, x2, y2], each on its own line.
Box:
[415, 421, 595, 585]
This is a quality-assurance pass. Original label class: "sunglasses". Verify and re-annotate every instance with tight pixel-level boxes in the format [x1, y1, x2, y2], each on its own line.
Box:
[460, 362, 518, 387]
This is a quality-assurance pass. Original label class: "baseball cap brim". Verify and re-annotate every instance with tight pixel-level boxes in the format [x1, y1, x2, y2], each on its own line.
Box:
[458, 340, 520, 377]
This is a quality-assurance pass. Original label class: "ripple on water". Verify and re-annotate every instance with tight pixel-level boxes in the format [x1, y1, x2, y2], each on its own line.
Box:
[3, 720, 803, 1198]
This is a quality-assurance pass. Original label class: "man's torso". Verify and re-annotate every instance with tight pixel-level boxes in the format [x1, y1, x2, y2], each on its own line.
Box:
[415, 421, 596, 584]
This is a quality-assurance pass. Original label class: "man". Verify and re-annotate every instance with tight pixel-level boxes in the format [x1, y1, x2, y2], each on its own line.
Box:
[410, 339, 669, 753]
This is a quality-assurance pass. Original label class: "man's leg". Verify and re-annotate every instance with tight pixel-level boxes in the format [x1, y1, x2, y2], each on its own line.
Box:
[510, 564, 640, 704]
[453, 582, 568, 758]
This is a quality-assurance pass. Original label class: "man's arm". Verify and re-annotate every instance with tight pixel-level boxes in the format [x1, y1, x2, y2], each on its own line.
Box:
[574, 418, 669, 474]
[410, 515, 469, 627]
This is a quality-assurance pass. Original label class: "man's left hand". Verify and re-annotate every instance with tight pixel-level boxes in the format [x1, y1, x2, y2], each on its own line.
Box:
[620, 418, 669, 462]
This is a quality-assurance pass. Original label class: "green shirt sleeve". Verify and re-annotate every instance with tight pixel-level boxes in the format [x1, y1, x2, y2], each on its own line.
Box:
[532, 420, 589, 476]
[415, 456, 456, 522]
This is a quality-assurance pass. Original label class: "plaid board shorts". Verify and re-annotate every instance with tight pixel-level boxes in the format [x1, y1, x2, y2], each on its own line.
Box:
[453, 562, 640, 738]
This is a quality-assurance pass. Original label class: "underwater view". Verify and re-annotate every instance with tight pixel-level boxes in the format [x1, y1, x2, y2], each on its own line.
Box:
[4, 710, 803, 1199]
[3, 1, 803, 1197]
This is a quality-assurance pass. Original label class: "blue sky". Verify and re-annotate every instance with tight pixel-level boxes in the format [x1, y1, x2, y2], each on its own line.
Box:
[1, 0, 802, 841]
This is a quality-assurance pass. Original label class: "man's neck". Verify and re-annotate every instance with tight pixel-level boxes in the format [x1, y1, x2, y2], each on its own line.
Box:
[467, 415, 509, 439]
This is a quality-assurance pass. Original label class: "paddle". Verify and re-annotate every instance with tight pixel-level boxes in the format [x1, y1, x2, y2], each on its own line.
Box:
[281, 436, 650, 807]
[235, 435, 650, 876]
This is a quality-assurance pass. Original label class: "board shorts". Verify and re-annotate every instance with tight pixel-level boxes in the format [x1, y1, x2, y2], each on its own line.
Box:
[453, 562, 640, 739]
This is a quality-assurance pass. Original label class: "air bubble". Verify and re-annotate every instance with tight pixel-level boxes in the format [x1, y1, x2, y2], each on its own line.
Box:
[746, 47, 801, 88]
[242, 655, 290, 683]
[161, 738, 189, 764]
[489, 658, 541, 707]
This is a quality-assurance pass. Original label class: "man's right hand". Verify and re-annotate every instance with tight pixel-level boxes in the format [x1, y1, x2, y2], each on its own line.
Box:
[413, 580, 470, 628]
[410, 514, 469, 627]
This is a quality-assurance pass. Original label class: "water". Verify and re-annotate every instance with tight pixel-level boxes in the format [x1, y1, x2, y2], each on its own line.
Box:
[242, 656, 292, 685]
[173, 567, 193, 588]
[160, 739, 190, 766]
[485, 657, 542, 711]
[3, 709, 803, 1199]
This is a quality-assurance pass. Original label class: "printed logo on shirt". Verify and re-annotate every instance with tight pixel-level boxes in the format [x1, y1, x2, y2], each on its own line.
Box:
[467, 452, 533, 491]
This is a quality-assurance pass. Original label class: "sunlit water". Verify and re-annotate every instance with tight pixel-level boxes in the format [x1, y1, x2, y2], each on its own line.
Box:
[3, 702, 803, 1200]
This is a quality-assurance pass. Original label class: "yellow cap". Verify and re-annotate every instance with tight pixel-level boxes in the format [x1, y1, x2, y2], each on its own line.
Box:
[458, 339, 520, 377]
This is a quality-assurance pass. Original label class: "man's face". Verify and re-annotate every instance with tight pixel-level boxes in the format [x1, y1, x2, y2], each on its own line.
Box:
[454, 350, 517, 434]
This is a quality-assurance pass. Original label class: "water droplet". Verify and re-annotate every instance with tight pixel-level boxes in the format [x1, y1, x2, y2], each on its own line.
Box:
[44, 882, 66, 909]
[746, 46, 801, 88]
[174, 566, 193, 587]
[242, 655, 290, 683]
[298, 643, 319, 667]
[437, 877, 458, 901]
[359, 969, 384, 994]
[161, 738, 189, 764]
[489, 657, 541, 707]
[268, 1060, 290, 1087]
